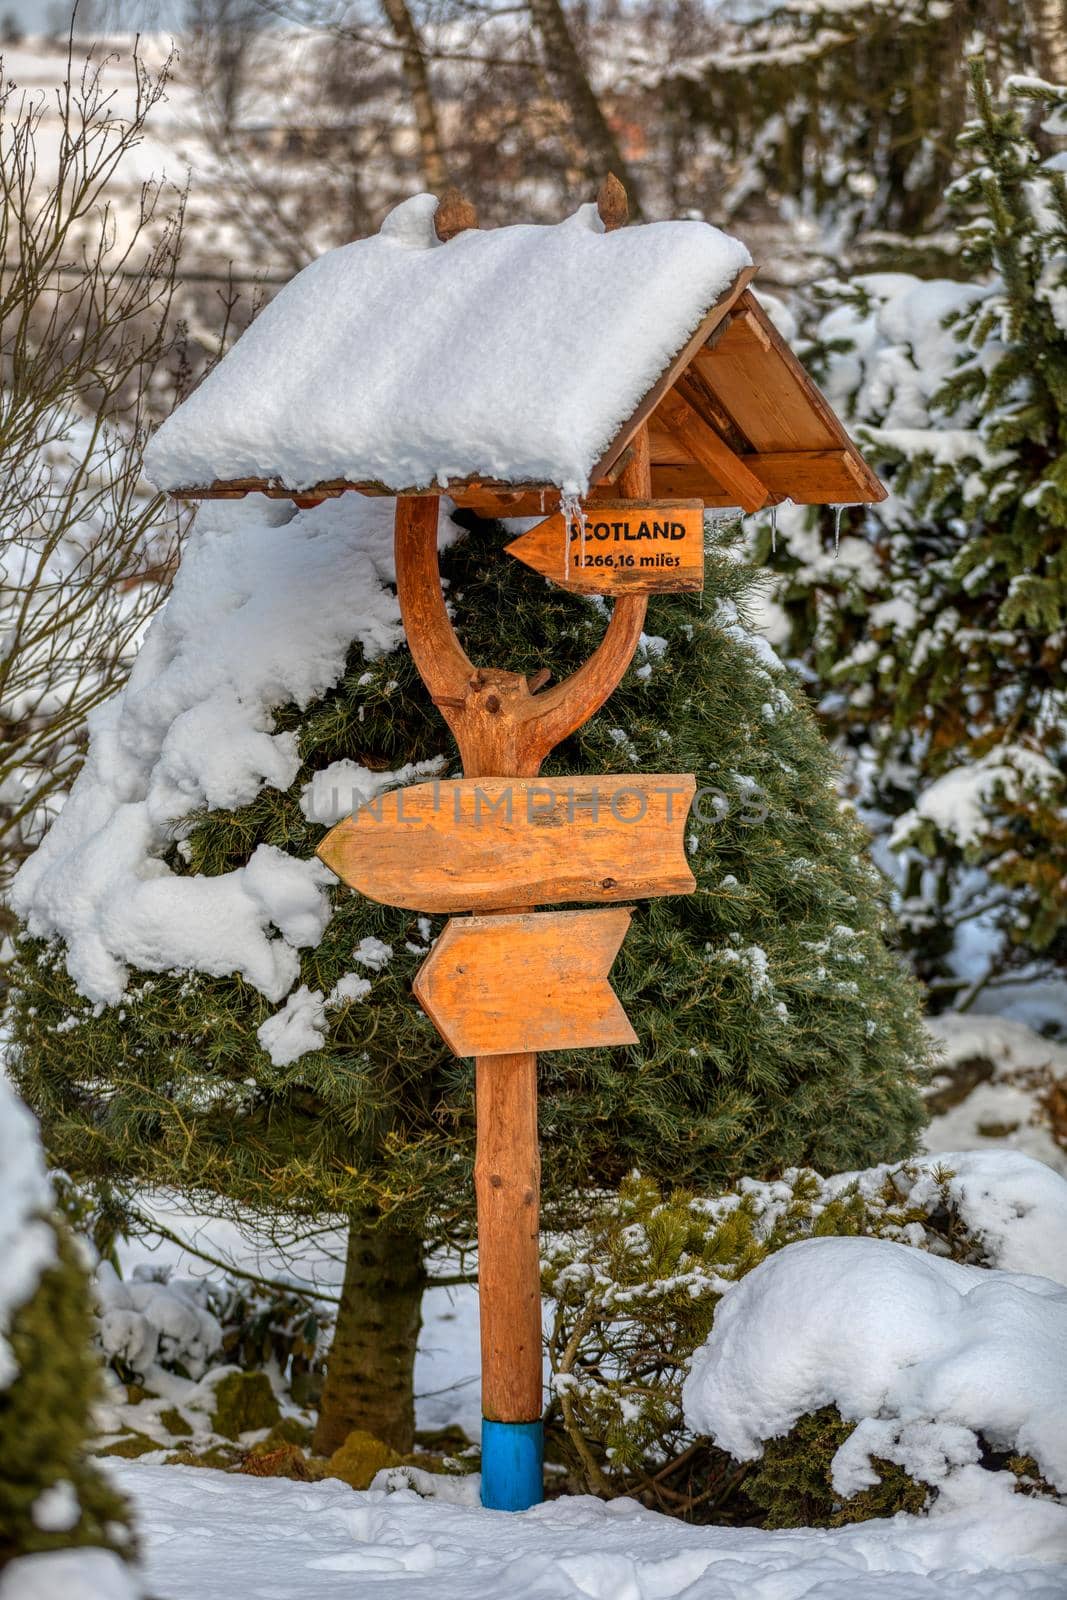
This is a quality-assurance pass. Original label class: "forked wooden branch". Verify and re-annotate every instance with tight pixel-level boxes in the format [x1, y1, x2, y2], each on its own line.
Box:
[393, 433, 655, 1437]
[393, 493, 647, 778]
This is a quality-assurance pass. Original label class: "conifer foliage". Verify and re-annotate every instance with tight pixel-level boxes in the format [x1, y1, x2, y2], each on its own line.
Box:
[775, 67, 1067, 1009]
[678, 0, 1024, 273]
[7, 499, 930, 1448]
[0, 1076, 133, 1572]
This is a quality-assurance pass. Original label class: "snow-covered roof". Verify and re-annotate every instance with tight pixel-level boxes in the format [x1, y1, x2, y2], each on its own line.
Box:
[144, 194, 753, 498]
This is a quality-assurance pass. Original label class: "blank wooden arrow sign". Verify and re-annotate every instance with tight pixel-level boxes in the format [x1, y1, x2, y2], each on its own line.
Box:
[414, 907, 637, 1058]
[506, 500, 705, 594]
[316, 775, 696, 912]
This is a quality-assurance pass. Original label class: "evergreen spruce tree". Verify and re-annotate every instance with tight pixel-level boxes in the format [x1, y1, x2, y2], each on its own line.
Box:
[7, 499, 930, 1455]
[677, 0, 1026, 276]
[770, 66, 1067, 1013]
[0, 1075, 133, 1572]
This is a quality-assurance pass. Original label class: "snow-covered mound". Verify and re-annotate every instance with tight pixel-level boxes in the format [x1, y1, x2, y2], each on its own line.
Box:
[0, 1547, 139, 1600]
[143, 193, 751, 496]
[683, 1235, 1067, 1501]
[821, 1147, 1067, 1284]
[93, 1263, 223, 1383]
[113, 1460, 1067, 1600]
[11, 495, 449, 1005]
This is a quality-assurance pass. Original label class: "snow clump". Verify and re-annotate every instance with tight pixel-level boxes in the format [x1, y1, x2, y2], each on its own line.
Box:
[683, 1233, 1067, 1503]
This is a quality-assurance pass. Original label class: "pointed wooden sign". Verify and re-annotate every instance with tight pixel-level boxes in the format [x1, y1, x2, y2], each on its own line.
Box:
[316, 774, 696, 913]
[506, 500, 705, 594]
[414, 907, 637, 1058]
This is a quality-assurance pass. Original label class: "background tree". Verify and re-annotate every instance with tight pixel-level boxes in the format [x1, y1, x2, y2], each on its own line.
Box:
[524, 0, 640, 210]
[258, 0, 645, 225]
[666, 0, 1027, 278]
[0, 40, 185, 932]
[1020, 0, 1067, 85]
[8, 498, 930, 1457]
[185, 0, 264, 139]
[767, 66, 1067, 1019]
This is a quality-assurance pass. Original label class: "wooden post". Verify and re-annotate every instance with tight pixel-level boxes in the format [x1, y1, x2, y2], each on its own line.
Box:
[475, 1049, 541, 1414]
[392, 444, 650, 1509]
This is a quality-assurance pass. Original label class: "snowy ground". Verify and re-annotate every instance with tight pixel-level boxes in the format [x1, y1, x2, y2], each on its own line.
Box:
[6, 983, 1065, 1597]
[108, 1460, 1066, 1600]
[923, 1014, 1067, 1176]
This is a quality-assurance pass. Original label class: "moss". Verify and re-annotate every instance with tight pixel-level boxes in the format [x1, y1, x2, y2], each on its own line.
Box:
[415, 1425, 474, 1456]
[163, 1444, 242, 1470]
[158, 1407, 194, 1438]
[743, 1407, 928, 1528]
[0, 1224, 134, 1564]
[264, 1417, 313, 1448]
[326, 1429, 401, 1489]
[94, 1430, 159, 1461]
[210, 1371, 281, 1439]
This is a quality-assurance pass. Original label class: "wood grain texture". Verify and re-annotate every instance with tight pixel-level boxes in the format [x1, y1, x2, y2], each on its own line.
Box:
[656, 388, 770, 513]
[691, 292, 886, 502]
[393, 452, 654, 1431]
[317, 774, 696, 911]
[588, 265, 758, 485]
[414, 908, 637, 1058]
[475, 1050, 542, 1421]
[649, 450, 879, 505]
[506, 501, 704, 594]
[649, 466, 784, 507]
[434, 187, 478, 241]
[394, 494, 648, 778]
[596, 172, 629, 232]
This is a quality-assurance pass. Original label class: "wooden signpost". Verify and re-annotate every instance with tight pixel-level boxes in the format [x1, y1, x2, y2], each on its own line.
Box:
[151, 175, 888, 1518]
[316, 774, 696, 912]
[413, 908, 637, 1057]
[506, 500, 705, 593]
[314, 430, 702, 1511]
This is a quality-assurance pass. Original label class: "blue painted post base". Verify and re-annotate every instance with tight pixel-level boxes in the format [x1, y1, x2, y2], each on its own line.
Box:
[480, 1418, 544, 1510]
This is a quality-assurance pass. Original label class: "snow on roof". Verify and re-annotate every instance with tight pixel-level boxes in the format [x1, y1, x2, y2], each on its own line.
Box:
[143, 194, 752, 497]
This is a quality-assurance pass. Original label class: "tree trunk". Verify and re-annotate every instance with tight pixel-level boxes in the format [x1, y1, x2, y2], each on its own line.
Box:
[1021, 0, 1067, 85]
[313, 1216, 426, 1457]
[379, 0, 449, 191]
[526, 0, 641, 215]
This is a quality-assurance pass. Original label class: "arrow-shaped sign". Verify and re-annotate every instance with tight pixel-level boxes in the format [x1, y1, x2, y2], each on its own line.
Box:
[414, 907, 637, 1058]
[506, 500, 705, 594]
[316, 775, 696, 913]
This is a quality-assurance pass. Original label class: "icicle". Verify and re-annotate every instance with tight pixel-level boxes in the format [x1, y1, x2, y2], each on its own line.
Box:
[769, 503, 778, 555]
[560, 491, 584, 582]
[833, 503, 844, 557]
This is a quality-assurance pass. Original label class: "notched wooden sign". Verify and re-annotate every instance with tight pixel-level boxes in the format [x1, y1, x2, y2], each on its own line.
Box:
[414, 906, 637, 1058]
[316, 774, 696, 913]
[506, 500, 705, 594]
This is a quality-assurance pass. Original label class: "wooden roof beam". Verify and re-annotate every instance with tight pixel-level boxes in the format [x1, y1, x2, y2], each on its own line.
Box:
[651, 449, 875, 507]
[650, 466, 782, 507]
[588, 264, 759, 486]
[655, 390, 770, 514]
